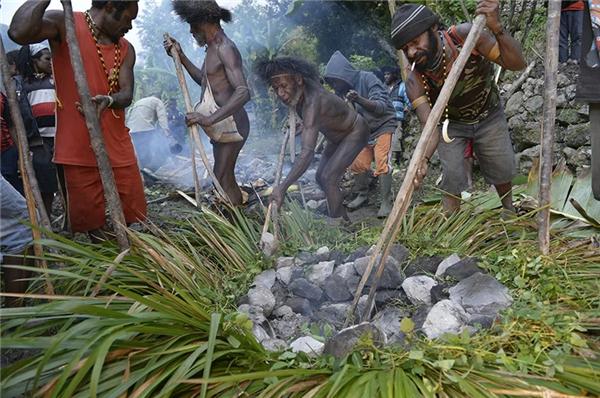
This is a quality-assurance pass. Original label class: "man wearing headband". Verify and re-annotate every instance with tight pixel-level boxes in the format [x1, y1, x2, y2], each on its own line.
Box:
[255, 57, 369, 222]
[10, 1, 146, 241]
[324, 51, 398, 218]
[164, 0, 250, 206]
[390, 0, 526, 214]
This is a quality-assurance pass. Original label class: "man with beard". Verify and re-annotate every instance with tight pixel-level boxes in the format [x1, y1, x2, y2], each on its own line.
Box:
[390, 0, 526, 213]
[324, 51, 398, 218]
[9, 1, 146, 241]
[255, 57, 369, 221]
[164, 0, 250, 206]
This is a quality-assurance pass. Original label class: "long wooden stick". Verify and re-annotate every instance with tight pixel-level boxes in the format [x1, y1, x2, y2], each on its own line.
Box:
[0, 36, 54, 295]
[61, 1, 129, 251]
[163, 33, 230, 204]
[346, 15, 488, 326]
[538, 0, 561, 255]
[261, 128, 291, 240]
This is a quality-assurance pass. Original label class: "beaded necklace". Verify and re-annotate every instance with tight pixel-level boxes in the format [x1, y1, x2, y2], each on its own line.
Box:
[420, 31, 453, 143]
[84, 10, 122, 116]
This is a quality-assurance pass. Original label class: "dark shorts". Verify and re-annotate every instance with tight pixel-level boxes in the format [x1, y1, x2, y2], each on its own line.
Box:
[438, 106, 516, 195]
[32, 137, 58, 194]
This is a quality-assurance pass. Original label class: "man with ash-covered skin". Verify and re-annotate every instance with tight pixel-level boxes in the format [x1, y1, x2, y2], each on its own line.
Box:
[255, 57, 370, 222]
[390, 0, 526, 214]
[164, 0, 250, 205]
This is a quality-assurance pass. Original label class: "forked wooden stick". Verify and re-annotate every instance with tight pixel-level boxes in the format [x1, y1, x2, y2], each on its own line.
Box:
[164, 33, 230, 204]
[345, 15, 488, 326]
[260, 127, 291, 254]
[61, 0, 129, 251]
[0, 36, 54, 295]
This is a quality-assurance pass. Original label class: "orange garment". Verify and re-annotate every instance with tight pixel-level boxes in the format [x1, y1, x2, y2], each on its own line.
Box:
[51, 12, 136, 167]
[350, 132, 393, 176]
[63, 164, 146, 232]
[563, 1, 584, 11]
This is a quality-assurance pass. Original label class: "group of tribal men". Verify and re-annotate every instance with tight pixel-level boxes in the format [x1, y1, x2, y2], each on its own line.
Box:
[4, 0, 526, 260]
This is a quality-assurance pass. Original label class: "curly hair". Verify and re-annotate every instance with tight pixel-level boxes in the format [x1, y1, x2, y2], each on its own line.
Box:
[172, 1, 232, 25]
[254, 57, 320, 84]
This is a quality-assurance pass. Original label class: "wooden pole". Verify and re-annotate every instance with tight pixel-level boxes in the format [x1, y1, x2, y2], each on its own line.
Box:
[0, 36, 55, 295]
[538, 0, 561, 255]
[61, 1, 129, 251]
[163, 33, 230, 204]
[346, 15, 488, 326]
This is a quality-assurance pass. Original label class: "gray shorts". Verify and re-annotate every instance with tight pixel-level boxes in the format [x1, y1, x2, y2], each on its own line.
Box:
[438, 105, 516, 195]
[1, 176, 32, 262]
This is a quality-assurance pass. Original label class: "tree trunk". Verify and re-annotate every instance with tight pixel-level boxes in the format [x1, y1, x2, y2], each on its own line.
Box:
[538, 0, 561, 254]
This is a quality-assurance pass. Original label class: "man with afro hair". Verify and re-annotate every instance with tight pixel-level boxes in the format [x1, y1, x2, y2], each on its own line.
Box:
[255, 57, 370, 222]
[165, 0, 250, 205]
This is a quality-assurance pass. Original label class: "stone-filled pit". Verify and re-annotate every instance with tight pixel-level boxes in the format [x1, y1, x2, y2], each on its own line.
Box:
[238, 245, 512, 358]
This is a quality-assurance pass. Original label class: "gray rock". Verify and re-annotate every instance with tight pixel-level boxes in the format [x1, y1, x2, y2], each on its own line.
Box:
[333, 262, 358, 280]
[511, 121, 541, 151]
[344, 246, 370, 263]
[262, 338, 288, 352]
[389, 244, 410, 265]
[253, 269, 277, 289]
[323, 274, 353, 302]
[252, 324, 270, 342]
[375, 289, 405, 306]
[329, 250, 346, 265]
[435, 254, 461, 277]
[505, 91, 523, 117]
[422, 299, 469, 339]
[565, 83, 577, 100]
[294, 252, 318, 266]
[307, 261, 335, 285]
[238, 304, 267, 324]
[355, 295, 369, 321]
[354, 255, 403, 289]
[273, 305, 294, 318]
[248, 286, 276, 316]
[323, 323, 386, 358]
[314, 303, 350, 328]
[285, 297, 314, 316]
[260, 233, 277, 257]
[271, 280, 288, 307]
[412, 305, 430, 330]
[290, 336, 324, 356]
[430, 284, 450, 304]
[276, 266, 293, 285]
[468, 314, 496, 329]
[565, 146, 591, 169]
[289, 278, 323, 302]
[557, 72, 570, 88]
[524, 95, 543, 113]
[563, 123, 590, 148]
[271, 313, 309, 340]
[557, 108, 584, 125]
[449, 272, 512, 316]
[402, 276, 437, 306]
[372, 307, 408, 345]
[316, 246, 330, 261]
[345, 274, 364, 296]
[556, 93, 568, 108]
[404, 256, 443, 277]
[276, 257, 294, 269]
[440, 257, 482, 280]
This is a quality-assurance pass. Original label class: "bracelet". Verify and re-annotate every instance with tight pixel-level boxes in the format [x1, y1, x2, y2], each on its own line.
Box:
[106, 95, 114, 108]
[411, 95, 428, 109]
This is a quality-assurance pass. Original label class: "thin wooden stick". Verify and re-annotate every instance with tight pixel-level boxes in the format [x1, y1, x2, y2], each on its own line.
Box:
[538, 0, 561, 255]
[346, 15, 488, 326]
[163, 33, 230, 204]
[61, 1, 129, 251]
[0, 35, 54, 295]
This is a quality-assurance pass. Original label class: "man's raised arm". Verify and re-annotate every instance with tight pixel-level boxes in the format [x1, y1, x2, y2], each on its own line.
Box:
[9, 0, 63, 45]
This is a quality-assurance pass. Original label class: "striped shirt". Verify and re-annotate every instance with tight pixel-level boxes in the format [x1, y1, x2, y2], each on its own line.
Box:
[21, 77, 56, 138]
[389, 81, 410, 121]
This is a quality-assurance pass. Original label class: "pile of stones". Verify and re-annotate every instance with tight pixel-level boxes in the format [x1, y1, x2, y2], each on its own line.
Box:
[238, 245, 512, 358]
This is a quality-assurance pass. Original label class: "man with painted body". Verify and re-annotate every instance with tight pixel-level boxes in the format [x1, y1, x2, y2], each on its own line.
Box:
[9, 0, 146, 240]
[323, 52, 398, 218]
[255, 57, 370, 221]
[390, 0, 526, 213]
[164, 0, 250, 206]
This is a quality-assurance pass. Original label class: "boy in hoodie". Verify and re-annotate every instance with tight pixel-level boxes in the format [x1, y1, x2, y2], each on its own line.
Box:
[255, 57, 369, 221]
[324, 51, 398, 218]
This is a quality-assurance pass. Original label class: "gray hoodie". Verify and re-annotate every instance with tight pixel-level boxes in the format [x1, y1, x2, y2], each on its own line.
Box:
[324, 51, 397, 139]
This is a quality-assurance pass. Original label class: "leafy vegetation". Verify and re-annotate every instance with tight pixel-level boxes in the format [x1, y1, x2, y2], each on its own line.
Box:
[1, 193, 599, 397]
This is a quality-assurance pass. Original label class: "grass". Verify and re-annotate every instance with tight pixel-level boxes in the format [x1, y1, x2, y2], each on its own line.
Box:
[1, 197, 599, 397]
